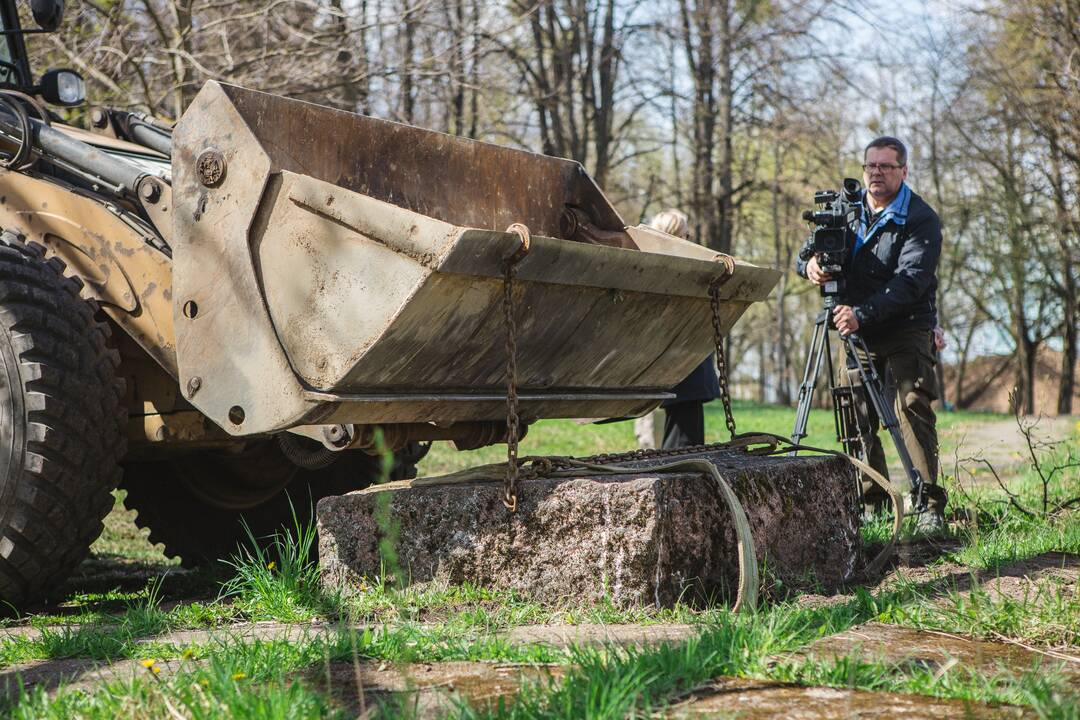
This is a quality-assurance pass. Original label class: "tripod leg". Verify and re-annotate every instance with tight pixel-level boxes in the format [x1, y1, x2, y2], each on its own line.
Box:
[843, 333, 927, 511]
[832, 380, 865, 459]
[790, 312, 829, 452]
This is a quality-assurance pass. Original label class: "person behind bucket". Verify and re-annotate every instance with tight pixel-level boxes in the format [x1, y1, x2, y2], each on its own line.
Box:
[636, 209, 721, 449]
[796, 136, 947, 531]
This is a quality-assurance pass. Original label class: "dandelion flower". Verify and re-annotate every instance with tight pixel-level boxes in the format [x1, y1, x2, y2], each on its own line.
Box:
[267, 561, 276, 571]
[141, 658, 157, 669]
[151, 665, 161, 674]
[232, 672, 247, 681]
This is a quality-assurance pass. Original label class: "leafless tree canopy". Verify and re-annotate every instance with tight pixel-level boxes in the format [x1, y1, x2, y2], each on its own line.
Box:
[25, 0, 1080, 414]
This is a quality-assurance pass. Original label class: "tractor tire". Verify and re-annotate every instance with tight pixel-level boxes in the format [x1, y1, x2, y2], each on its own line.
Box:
[0, 233, 126, 608]
[120, 441, 425, 566]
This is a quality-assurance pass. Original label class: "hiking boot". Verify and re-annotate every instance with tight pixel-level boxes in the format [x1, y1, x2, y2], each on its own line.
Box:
[911, 509, 946, 535]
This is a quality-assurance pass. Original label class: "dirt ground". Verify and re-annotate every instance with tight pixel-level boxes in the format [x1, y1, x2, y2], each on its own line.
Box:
[939, 414, 1076, 478]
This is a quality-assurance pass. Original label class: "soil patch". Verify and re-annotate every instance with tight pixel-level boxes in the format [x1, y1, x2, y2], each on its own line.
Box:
[666, 676, 1030, 718]
[791, 622, 1080, 686]
[139, 620, 335, 648]
[882, 551, 1080, 606]
[0, 619, 335, 651]
[308, 660, 562, 718]
[0, 655, 198, 695]
[505, 623, 696, 648]
[798, 549, 1079, 611]
[940, 415, 1075, 481]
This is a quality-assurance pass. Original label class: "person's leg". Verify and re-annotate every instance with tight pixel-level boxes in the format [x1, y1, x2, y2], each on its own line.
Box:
[634, 412, 656, 449]
[880, 329, 945, 516]
[662, 402, 705, 449]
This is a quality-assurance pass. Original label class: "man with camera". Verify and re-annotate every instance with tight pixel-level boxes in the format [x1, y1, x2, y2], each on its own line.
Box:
[797, 136, 947, 529]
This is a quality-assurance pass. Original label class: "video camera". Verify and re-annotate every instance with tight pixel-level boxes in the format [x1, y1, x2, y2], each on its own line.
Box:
[798, 178, 863, 303]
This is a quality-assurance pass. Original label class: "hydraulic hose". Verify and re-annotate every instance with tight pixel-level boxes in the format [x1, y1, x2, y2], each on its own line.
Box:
[0, 91, 145, 196]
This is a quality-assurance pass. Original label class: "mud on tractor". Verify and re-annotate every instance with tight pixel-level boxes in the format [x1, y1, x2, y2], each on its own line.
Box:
[0, 1, 778, 607]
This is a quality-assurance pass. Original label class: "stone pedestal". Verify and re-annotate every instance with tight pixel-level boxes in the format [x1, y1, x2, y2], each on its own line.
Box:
[317, 451, 860, 607]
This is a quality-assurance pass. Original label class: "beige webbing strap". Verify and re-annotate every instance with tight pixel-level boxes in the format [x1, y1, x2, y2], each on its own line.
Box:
[748, 432, 904, 577]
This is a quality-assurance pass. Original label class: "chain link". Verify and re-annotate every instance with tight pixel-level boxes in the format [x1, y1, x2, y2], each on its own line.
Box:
[501, 223, 531, 512]
[709, 257, 737, 439]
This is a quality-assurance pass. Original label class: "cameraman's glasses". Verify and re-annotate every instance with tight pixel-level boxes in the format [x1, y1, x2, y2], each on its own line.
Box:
[862, 163, 905, 173]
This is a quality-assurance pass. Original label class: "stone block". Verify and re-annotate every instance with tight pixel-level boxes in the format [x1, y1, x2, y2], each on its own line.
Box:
[317, 451, 860, 606]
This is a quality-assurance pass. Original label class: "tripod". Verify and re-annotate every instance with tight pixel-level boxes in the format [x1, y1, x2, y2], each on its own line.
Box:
[790, 302, 927, 513]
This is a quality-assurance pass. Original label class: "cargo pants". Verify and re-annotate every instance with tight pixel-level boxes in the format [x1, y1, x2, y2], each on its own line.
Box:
[841, 327, 947, 514]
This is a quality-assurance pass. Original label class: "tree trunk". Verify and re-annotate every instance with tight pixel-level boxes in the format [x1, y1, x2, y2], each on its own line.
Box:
[331, 0, 359, 113]
[771, 145, 790, 404]
[757, 336, 767, 403]
[1050, 135, 1078, 414]
[591, 0, 617, 187]
[1016, 328, 1038, 416]
[1059, 312, 1077, 414]
[401, 4, 417, 122]
[450, 0, 467, 134]
[714, 0, 734, 254]
[679, 0, 716, 251]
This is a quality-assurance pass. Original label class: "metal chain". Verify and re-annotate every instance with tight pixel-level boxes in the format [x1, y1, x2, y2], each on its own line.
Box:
[501, 223, 531, 512]
[584, 436, 762, 467]
[709, 256, 738, 439]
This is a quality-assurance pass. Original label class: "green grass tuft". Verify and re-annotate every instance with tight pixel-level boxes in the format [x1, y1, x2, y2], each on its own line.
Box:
[218, 499, 335, 622]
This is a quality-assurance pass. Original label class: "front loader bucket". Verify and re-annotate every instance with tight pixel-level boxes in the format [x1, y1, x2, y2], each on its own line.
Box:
[171, 82, 779, 435]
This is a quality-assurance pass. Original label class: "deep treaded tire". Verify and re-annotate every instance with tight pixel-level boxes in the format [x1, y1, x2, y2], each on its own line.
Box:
[0, 232, 126, 608]
[121, 443, 423, 565]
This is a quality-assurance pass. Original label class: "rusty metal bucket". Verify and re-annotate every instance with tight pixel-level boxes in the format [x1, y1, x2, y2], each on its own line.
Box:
[170, 82, 779, 435]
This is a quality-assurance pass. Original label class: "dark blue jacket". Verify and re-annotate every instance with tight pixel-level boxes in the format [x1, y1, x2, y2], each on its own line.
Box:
[796, 185, 941, 338]
[663, 356, 720, 407]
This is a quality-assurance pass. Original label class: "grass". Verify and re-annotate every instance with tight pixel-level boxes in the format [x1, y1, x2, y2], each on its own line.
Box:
[422, 399, 1011, 476]
[448, 589, 1076, 719]
[766, 656, 1076, 713]
[882, 575, 1080, 647]
[218, 502, 329, 623]
[0, 403, 1076, 718]
[4, 638, 346, 720]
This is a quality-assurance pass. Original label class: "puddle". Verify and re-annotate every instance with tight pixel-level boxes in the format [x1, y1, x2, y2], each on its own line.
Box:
[667, 676, 1030, 718]
[791, 623, 1080, 686]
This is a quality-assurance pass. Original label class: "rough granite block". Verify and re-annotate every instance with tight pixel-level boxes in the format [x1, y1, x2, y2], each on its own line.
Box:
[317, 451, 860, 606]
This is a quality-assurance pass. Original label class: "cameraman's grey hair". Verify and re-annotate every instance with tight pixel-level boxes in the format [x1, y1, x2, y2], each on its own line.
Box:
[865, 136, 908, 166]
[650, 208, 690, 239]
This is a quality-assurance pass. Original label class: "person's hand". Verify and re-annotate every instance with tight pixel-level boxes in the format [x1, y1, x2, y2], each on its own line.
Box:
[933, 326, 947, 351]
[806, 255, 832, 285]
[833, 305, 860, 335]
